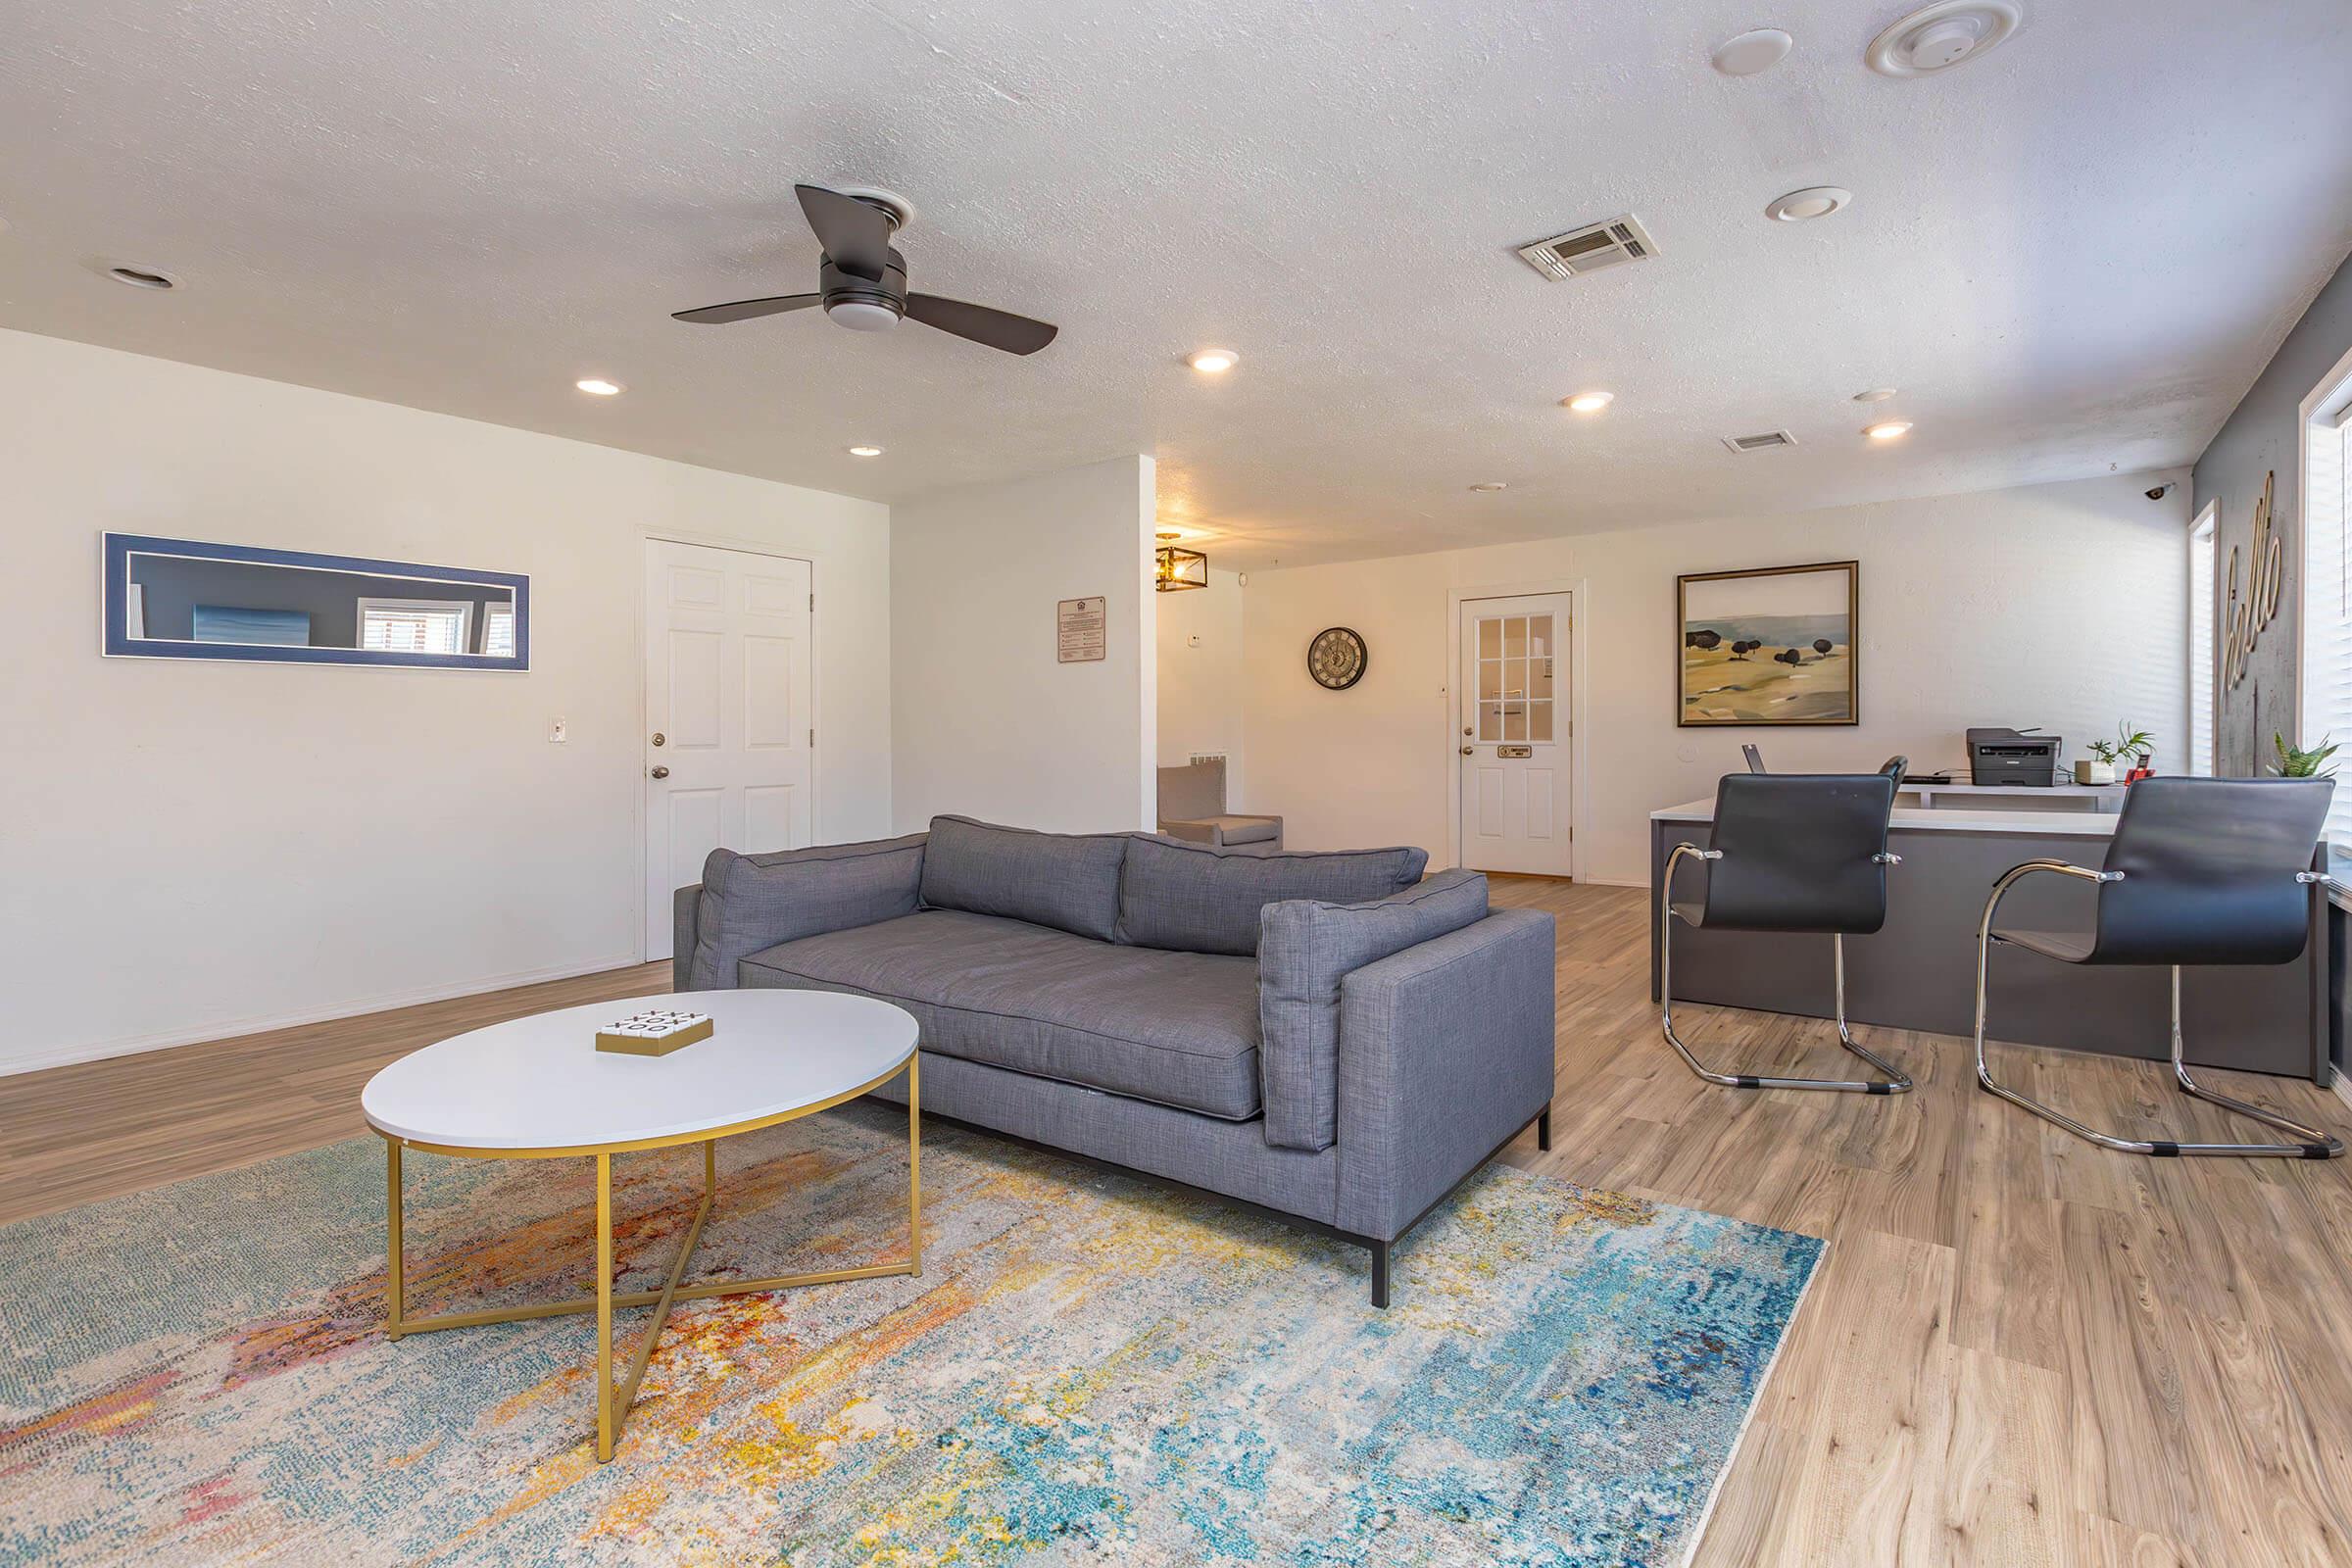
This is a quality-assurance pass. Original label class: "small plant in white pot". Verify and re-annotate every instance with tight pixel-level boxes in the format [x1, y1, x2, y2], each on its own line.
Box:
[2077, 725, 2151, 785]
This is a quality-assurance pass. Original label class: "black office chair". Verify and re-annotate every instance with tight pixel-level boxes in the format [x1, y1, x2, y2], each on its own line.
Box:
[1660, 770, 1912, 1094]
[1974, 776, 2345, 1158]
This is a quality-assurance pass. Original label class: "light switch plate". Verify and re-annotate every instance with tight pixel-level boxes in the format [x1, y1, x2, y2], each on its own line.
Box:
[550, 717, 567, 744]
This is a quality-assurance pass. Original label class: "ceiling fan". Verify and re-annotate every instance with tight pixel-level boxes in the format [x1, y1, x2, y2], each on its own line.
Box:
[672, 184, 1058, 356]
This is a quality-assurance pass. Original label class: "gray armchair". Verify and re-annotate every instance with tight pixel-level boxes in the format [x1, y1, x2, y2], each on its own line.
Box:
[1157, 758, 1283, 854]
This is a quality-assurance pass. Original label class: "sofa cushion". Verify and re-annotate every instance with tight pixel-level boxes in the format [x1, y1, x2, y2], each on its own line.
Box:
[1256, 868, 1492, 1151]
[919, 815, 1130, 943]
[685, 834, 928, 991]
[1115, 834, 1428, 956]
[741, 909, 1263, 1120]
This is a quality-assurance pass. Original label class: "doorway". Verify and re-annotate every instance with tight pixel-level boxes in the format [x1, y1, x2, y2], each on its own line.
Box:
[1457, 592, 1574, 876]
[643, 539, 813, 960]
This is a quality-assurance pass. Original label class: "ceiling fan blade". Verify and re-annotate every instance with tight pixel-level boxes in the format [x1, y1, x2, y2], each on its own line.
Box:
[671, 293, 822, 324]
[796, 184, 894, 280]
[905, 293, 1059, 355]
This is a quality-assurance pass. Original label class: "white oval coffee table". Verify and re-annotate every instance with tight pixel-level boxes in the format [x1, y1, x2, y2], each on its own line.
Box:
[362, 988, 920, 1462]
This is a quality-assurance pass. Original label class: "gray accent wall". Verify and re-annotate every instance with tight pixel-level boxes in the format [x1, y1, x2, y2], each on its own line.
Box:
[2195, 249, 2352, 775]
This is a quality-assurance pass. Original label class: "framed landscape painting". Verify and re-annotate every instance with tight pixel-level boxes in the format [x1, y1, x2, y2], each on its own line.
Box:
[1678, 560, 1858, 726]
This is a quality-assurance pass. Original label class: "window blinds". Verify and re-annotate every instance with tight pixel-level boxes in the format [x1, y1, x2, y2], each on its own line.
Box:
[2189, 510, 2216, 776]
[2302, 389, 2352, 845]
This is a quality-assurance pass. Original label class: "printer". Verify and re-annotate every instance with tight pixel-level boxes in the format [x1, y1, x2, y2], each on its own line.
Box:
[1967, 727, 2061, 787]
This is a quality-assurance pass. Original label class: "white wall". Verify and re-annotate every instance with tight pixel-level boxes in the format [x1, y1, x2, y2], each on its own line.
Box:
[1154, 566, 1248, 803]
[891, 455, 1156, 835]
[1244, 471, 2192, 885]
[0, 327, 893, 1074]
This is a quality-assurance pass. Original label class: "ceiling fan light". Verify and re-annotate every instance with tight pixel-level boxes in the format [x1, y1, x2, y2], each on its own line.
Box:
[826, 299, 902, 332]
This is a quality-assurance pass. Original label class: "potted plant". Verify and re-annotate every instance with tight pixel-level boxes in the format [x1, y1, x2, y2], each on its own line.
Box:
[2075, 725, 2152, 785]
[2271, 732, 2340, 778]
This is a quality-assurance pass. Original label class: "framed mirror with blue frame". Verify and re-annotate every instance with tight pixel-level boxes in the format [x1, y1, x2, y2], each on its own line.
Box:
[102, 533, 530, 670]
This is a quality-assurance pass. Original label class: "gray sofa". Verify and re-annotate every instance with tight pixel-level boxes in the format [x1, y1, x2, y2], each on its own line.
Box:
[673, 814, 1556, 1304]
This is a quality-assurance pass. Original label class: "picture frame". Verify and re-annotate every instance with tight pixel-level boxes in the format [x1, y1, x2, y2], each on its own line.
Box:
[1677, 560, 1858, 727]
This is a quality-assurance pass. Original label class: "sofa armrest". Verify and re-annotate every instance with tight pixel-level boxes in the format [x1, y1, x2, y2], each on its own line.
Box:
[673, 884, 703, 993]
[1333, 907, 1555, 1241]
[680, 833, 929, 991]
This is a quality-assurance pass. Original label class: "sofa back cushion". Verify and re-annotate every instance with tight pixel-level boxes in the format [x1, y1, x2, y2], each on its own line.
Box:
[1256, 868, 1491, 1151]
[1116, 834, 1430, 956]
[686, 834, 928, 990]
[919, 815, 1130, 942]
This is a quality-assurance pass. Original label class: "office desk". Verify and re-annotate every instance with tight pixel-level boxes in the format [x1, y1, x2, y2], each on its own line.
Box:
[1649, 800, 2331, 1082]
[1896, 781, 2131, 813]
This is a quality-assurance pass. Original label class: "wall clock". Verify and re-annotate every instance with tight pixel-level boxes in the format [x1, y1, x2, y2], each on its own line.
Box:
[1307, 625, 1369, 690]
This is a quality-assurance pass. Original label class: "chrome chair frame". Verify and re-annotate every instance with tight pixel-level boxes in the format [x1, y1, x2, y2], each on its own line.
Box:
[1659, 842, 1914, 1095]
[1972, 860, 2346, 1159]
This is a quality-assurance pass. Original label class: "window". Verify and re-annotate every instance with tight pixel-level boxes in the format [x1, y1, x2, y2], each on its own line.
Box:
[2300, 345, 2352, 845]
[358, 598, 474, 656]
[482, 603, 516, 659]
[2188, 502, 2217, 776]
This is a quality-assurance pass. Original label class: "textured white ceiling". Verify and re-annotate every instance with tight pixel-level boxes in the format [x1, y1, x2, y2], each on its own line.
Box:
[3, 0, 2349, 568]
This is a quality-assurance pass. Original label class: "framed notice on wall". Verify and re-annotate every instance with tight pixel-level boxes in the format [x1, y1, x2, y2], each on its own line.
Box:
[1057, 596, 1107, 662]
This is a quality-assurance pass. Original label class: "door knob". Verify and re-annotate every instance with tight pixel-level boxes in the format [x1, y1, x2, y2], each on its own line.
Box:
[650, 732, 665, 748]
[1460, 745, 1474, 756]
[650, 765, 670, 779]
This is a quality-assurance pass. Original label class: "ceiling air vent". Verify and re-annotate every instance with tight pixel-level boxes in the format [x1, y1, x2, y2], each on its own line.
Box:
[1515, 214, 1658, 280]
[1721, 429, 1798, 453]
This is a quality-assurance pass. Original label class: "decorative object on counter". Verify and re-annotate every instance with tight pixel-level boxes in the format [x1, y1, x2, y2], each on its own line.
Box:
[2223, 469, 2282, 689]
[2271, 731, 2339, 778]
[1306, 624, 1369, 690]
[2082, 725, 2152, 786]
[1678, 560, 1858, 726]
[594, 1007, 713, 1056]
[1153, 541, 1208, 592]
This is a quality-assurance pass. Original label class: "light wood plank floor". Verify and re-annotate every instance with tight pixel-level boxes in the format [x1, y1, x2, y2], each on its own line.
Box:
[4, 875, 2350, 1564]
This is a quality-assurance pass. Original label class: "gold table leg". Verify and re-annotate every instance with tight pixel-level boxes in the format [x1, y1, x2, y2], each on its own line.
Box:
[380, 1073, 926, 1464]
[385, 1140, 405, 1341]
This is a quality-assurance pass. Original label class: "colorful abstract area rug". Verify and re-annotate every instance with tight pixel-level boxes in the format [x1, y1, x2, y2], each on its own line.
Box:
[0, 1106, 1822, 1567]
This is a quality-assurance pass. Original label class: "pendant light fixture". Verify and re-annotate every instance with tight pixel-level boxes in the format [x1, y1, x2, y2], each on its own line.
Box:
[1154, 532, 1208, 592]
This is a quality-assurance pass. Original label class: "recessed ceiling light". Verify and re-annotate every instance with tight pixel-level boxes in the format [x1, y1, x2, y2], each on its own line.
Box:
[1866, 1, 2023, 76]
[1766, 187, 1852, 222]
[1863, 420, 1914, 440]
[105, 265, 175, 290]
[846, 445, 884, 457]
[1469, 481, 1508, 493]
[1853, 387, 1899, 403]
[1711, 27, 1794, 75]
[1187, 348, 1239, 374]
[1563, 391, 1614, 414]
[574, 377, 623, 396]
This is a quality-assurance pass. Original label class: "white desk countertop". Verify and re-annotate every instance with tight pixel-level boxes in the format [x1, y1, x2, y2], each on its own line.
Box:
[1896, 781, 2129, 799]
[1650, 799, 2122, 837]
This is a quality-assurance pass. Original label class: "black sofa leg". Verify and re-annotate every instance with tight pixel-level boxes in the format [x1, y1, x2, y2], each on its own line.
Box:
[1537, 1103, 1552, 1152]
[1370, 1240, 1391, 1308]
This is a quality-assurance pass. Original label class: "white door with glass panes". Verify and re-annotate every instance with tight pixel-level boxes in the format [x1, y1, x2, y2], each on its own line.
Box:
[1459, 594, 1573, 876]
[643, 540, 813, 960]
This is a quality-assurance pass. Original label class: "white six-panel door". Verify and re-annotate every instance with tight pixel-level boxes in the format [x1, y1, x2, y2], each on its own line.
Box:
[1458, 592, 1574, 876]
[643, 540, 813, 959]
